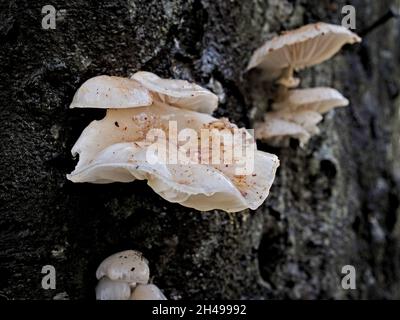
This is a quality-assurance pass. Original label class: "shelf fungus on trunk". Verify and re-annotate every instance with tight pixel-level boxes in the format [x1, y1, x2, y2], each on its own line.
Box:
[255, 110, 323, 147]
[95, 250, 166, 300]
[272, 87, 349, 113]
[246, 22, 361, 88]
[255, 85, 350, 147]
[248, 23, 360, 147]
[67, 72, 280, 212]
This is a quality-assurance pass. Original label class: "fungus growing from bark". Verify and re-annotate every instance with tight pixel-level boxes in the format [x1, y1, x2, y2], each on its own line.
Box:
[95, 250, 166, 301]
[272, 87, 349, 113]
[247, 22, 361, 87]
[255, 110, 323, 147]
[96, 250, 150, 284]
[67, 74, 279, 212]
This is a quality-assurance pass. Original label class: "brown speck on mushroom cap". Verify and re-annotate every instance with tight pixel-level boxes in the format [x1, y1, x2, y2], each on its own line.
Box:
[67, 79, 279, 212]
[96, 250, 150, 284]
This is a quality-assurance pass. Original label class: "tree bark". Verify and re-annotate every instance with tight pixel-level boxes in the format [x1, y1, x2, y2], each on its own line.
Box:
[1, 0, 399, 299]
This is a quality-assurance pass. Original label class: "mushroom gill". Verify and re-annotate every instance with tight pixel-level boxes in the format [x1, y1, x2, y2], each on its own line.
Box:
[273, 87, 349, 113]
[247, 22, 361, 87]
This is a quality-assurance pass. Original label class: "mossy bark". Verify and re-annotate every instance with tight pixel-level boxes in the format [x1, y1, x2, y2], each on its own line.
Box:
[0, 0, 399, 299]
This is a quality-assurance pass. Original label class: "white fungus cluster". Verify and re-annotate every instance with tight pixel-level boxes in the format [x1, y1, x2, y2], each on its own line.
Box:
[67, 71, 279, 212]
[247, 22, 361, 147]
[95, 250, 166, 300]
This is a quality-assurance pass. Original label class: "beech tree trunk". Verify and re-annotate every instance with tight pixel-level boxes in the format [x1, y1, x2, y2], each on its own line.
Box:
[1, 0, 399, 299]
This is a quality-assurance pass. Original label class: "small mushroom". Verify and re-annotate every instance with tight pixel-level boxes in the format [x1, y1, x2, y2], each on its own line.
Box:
[95, 276, 131, 300]
[96, 250, 150, 284]
[255, 110, 322, 147]
[70, 75, 153, 109]
[132, 71, 218, 114]
[130, 284, 167, 300]
[247, 22, 361, 87]
[273, 87, 349, 113]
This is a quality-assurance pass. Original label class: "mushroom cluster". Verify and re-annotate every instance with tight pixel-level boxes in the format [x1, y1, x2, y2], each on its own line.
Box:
[95, 250, 166, 300]
[67, 71, 279, 212]
[247, 22, 361, 146]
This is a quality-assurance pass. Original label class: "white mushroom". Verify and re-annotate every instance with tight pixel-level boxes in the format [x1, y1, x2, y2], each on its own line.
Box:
[247, 22, 361, 87]
[255, 118, 310, 147]
[255, 110, 323, 147]
[273, 87, 349, 113]
[96, 250, 150, 284]
[70, 75, 153, 109]
[67, 104, 279, 212]
[130, 284, 167, 300]
[132, 71, 218, 114]
[95, 276, 131, 300]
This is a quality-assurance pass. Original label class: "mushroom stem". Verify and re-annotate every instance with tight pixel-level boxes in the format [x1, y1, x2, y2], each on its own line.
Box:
[274, 84, 289, 106]
[276, 66, 300, 88]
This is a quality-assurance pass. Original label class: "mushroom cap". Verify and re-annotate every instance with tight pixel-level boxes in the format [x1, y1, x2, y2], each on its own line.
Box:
[95, 276, 131, 300]
[70, 75, 153, 109]
[255, 118, 311, 147]
[132, 71, 218, 114]
[247, 22, 361, 80]
[270, 110, 323, 135]
[130, 284, 167, 300]
[67, 104, 279, 212]
[96, 250, 150, 284]
[273, 87, 349, 113]
[255, 110, 323, 147]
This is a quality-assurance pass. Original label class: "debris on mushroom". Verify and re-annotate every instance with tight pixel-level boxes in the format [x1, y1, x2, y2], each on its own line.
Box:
[272, 87, 349, 113]
[132, 71, 218, 114]
[67, 73, 280, 212]
[96, 250, 150, 284]
[95, 276, 131, 300]
[247, 22, 361, 87]
[67, 104, 279, 212]
[95, 250, 167, 301]
[130, 284, 167, 300]
[255, 110, 323, 147]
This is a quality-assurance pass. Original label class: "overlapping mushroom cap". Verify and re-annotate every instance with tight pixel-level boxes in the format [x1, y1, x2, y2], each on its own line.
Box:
[67, 104, 279, 212]
[255, 110, 323, 147]
[273, 87, 349, 113]
[130, 284, 167, 300]
[70, 75, 153, 109]
[96, 250, 150, 284]
[247, 22, 361, 86]
[67, 74, 279, 212]
[95, 250, 166, 300]
[132, 71, 218, 114]
[70, 72, 218, 114]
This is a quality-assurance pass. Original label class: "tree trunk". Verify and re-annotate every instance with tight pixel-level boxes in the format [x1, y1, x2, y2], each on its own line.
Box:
[1, 0, 399, 299]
